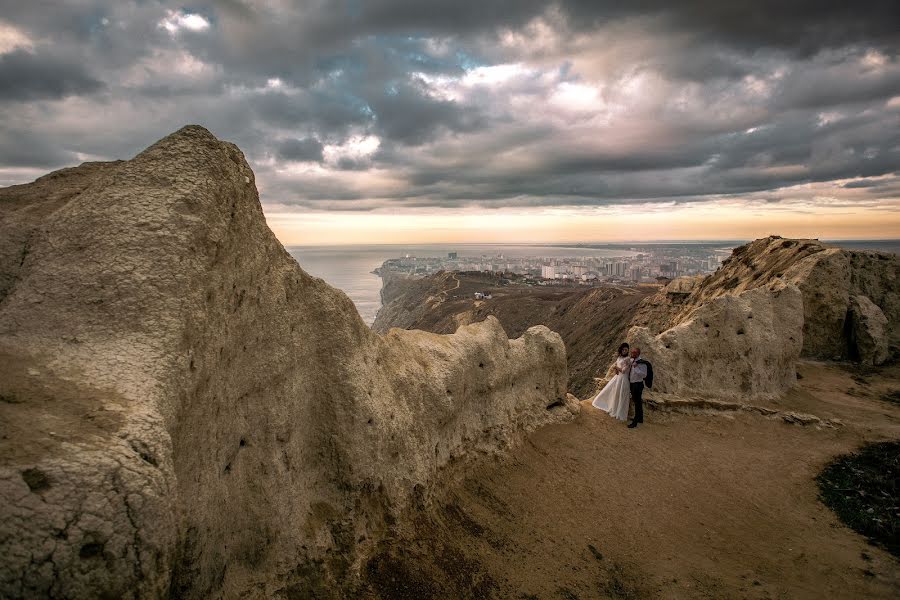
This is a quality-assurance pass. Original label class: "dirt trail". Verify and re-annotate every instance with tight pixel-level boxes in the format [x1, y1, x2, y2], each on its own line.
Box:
[373, 362, 900, 599]
[435, 273, 460, 303]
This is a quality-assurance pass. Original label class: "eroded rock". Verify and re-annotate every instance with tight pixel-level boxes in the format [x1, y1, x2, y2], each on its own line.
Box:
[0, 126, 570, 598]
[848, 295, 889, 365]
[629, 283, 804, 401]
[633, 236, 898, 364]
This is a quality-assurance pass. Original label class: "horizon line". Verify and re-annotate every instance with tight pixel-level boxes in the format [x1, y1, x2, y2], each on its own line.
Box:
[284, 238, 900, 247]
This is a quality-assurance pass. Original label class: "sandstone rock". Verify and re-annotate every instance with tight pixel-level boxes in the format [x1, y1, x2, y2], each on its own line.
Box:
[564, 393, 582, 415]
[847, 295, 889, 365]
[666, 275, 704, 296]
[0, 126, 571, 598]
[636, 236, 898, 364]
[628, 282, 804, 401]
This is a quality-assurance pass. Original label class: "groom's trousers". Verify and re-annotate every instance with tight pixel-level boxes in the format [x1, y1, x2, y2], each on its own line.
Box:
[629, 382, 644, 423]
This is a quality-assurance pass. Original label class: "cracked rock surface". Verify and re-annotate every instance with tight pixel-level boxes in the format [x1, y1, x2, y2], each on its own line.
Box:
[0, 126, 571, 598]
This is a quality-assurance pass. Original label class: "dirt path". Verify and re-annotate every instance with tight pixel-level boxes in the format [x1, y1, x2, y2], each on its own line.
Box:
[372, 362, 900, 599]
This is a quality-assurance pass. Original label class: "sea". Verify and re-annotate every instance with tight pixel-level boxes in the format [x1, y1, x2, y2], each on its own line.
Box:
[287, 244, 639, 325]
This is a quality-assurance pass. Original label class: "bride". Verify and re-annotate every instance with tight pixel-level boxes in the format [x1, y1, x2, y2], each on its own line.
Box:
[591, 343, 633, 421]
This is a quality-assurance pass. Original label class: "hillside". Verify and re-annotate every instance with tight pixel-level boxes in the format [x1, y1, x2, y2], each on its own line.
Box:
[374, 272, 656, 397]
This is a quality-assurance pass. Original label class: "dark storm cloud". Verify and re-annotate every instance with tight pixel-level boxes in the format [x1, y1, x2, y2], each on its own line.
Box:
[555, 0, 900, 56]
[367, 80, 485, 145]
[0, 49, 104, 101]
[0, 0, 899, 211]
[0, 125, 77, 167]
[276, 137, 324, 163]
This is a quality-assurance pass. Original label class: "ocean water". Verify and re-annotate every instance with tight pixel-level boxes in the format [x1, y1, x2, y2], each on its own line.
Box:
[286, 244, 638, 325]
[826, 239, 900, 254]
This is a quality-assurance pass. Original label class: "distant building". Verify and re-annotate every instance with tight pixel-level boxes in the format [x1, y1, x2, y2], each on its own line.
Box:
[541, 263, 557, 279]
[448, 252, 458, 259]
[659, 262, 678, 277]
[604, 261, 628, 277]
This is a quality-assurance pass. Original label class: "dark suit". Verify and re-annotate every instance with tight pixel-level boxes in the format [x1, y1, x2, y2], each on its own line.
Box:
[629, 381, 644, 423]
[629, 359, 648, 423]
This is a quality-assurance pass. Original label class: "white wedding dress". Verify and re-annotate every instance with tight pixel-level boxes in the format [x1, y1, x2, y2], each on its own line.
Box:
[591, 356, 632, 421]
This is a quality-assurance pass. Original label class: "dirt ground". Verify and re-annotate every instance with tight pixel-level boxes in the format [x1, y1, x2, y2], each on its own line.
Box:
[367, 361, 900, 599]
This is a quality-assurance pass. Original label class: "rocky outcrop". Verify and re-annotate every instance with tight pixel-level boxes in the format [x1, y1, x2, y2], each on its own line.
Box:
[847, 295, 889, 365]
[0, 126, 571, 599]
[626, 236, 897, 401]
[629, 282, 804, 401]
[372, 271, 656, 397]
[634, 236, 898, 365]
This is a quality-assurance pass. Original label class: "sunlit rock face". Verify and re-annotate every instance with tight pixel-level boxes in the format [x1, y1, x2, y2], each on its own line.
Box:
[630, 282, 804, 401]
[627, 236, 897, 402]
[633, 236, 898, 368]
[0, 126, 571, 599]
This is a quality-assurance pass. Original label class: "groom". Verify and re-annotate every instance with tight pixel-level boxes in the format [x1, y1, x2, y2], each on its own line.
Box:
[628, 347, 648, 429]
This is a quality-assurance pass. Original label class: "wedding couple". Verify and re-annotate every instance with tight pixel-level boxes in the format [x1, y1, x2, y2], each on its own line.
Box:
[591, 343, 652, 429]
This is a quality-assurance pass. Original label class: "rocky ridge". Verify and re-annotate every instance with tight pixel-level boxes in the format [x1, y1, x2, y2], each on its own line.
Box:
[628, 236, 897, 401]
[633, 236, 897, 365]
[0, 126, 574, 599]
[373, 271, 655, 397]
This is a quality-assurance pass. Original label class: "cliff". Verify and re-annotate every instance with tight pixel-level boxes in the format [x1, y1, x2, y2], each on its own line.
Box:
[0, 126, 574, 599]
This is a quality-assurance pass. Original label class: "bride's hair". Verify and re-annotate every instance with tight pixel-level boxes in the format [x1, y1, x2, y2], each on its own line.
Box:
[617, 342, 630, 356]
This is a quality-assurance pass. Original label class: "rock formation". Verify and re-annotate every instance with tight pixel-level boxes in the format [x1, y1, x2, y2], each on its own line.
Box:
[0, 126, 572, 599]
[372, 271, 655, 397]
[847, 294, 889, 365]
[629, 282, 804, 400]
[634, 236, 898, 366]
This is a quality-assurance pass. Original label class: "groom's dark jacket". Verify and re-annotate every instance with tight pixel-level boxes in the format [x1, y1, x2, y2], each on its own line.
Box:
[635, 358, 653, 389]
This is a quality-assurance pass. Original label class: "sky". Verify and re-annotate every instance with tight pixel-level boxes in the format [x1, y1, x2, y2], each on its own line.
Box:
[1, 1, 899, 244]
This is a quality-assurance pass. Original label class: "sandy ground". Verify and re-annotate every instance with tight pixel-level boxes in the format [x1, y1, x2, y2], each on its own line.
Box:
[368, 361, 900, 599]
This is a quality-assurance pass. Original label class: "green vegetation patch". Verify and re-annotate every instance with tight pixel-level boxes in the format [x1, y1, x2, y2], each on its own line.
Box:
[817, 441, 900, 558]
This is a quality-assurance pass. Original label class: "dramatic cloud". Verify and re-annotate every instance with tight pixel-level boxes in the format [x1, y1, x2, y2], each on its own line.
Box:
[0, 48, 104, 101]
[276, 137, 324, 163]
[1, 0, 898, 227]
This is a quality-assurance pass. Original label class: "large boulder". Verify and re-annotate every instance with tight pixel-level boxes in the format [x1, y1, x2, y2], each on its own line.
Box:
[0, 126, 571, 599]
[629, 283, 804, 401]
[847, 295, 890, 365]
